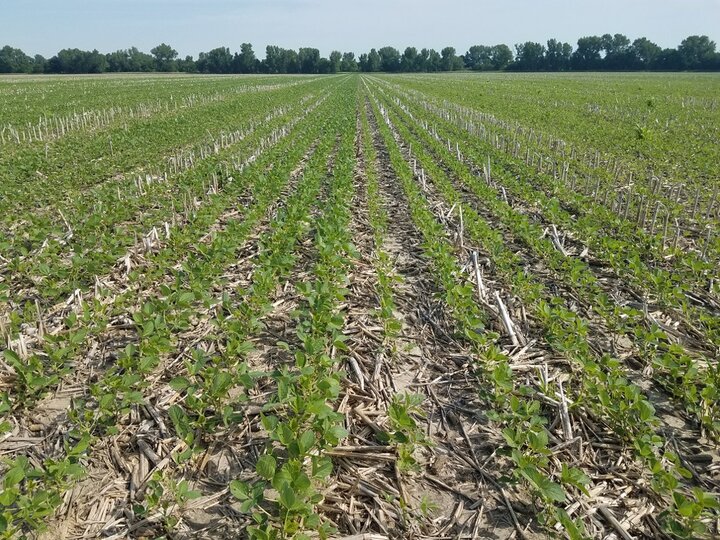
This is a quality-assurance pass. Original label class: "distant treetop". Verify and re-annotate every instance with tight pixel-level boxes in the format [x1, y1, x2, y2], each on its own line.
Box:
[0, 34, 717, 74]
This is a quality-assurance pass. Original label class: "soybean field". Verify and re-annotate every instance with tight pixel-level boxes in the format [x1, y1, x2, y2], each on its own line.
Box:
[1, 72, 719, 539]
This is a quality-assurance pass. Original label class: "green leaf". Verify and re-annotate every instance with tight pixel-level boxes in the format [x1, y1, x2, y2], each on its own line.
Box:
[260, 414, 278, 432]
[306, 400, 333, 419]
[240, 498, 255, 512]
[312, 457, 333, 479]
[124, 390, 144, 404]
[69, 328, 88, 346]
[277, 423, 294, 446]
[637, 400, 655, 422]
[4, 464, 25, 488]
[99, 393, 115, 410]
[272, 466, 293, 491]
[677, 466, 693, 480]
[501, 427, 519, 448]
[521, 467, 566, 502]
[230, 480, 249, 500]
[299, 430, 315, 454]
[256, 455, 276, 481]
[327, 425, 348, 443]
[68, 435, 90, 457]
[528, 429, 549, 452]
[677, 501, 697, 518]
[556, 508, 585, 540]
[3, 349, 21, 367]
[168, 405, 192, 443]
[169, 377, 190, 392]
[279, 483, 298, 510]
[0, 490, 16, 506]
[561, 464, 591, 495]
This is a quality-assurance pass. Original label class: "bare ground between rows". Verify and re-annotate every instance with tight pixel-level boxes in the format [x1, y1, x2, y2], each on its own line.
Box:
[0, 127, 321, 429]
[3, 141, 320, 540]
[360, 100, 549, 539]
[34, 136, 340, 539]
[406, 84, 720, 324]
[466, 140, 719, 357]
[368, 97, 699, 538]
[382, 83, 718, 358]
[379, 80, 720, 266]
[0, 105, 304, 323]
[386, 102, 720, 480]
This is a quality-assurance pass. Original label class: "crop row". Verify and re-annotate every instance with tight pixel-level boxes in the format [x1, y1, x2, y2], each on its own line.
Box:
[0, 78, 331, 226]
[0, 79, 354, 538]
[386, 73, 720, 217]
[364, 80, 718, 538]
[0, 76, 321, 145]
[367, 79, 720, 439]
[0, 82, 339, 319]
[1, 87, 336, 420]
[374, 77, 720, 269]
[362, 83, 600, 537]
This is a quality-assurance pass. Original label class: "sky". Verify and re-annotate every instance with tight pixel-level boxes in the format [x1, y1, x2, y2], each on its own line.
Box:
[2, 0, 719, 58]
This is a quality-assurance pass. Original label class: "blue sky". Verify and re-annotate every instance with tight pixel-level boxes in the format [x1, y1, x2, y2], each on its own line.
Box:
[2, 0, 719, 58]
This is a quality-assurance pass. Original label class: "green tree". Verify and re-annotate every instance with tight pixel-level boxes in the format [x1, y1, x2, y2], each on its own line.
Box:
[417, 48, 430, 71]
[0, 46, 33, 73]
[329, 50, 342, 73]
[128, 47, 154, 71]
[317, 57, 332, 74]
[426, 49, 441, 71]
[655, 48, 683, 70]
[177, 55, 196, 73]
[464, 45, 491, 70]
[106, 48, 153, 72]
[106, 49, 130, 72]
[632, 37, 661, 70]
[340, 52, 357, 72]
[48, 48, 106, 73]
[602, 33, 635, 69]
[265, 45, 283, 73]
[440, 46, 462, 71]
[283, 49, 300, 73]
[490, 44, 514, 70]
[572, 36, 603, 70]
[401, 46, 419, 72]
[367, 48, 381, 71]
[678, 35, 717, 69]
[298, 47, 320, 73]
[545, 39, 572, 71]
[264, 45, 299, 73]
[86, 49, 107, 73]
[150, 43, 178, 71]
[197, 47, 233, 73]
[235, 42, 256, 73]
[601, 33, 630, 56]
[513, 42, 546, 71]
[32, 54, 46, 73]
[378, 46, 401, 72]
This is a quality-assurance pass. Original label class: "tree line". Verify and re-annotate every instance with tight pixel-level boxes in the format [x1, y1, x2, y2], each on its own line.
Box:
[0, 34, 718, 75]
